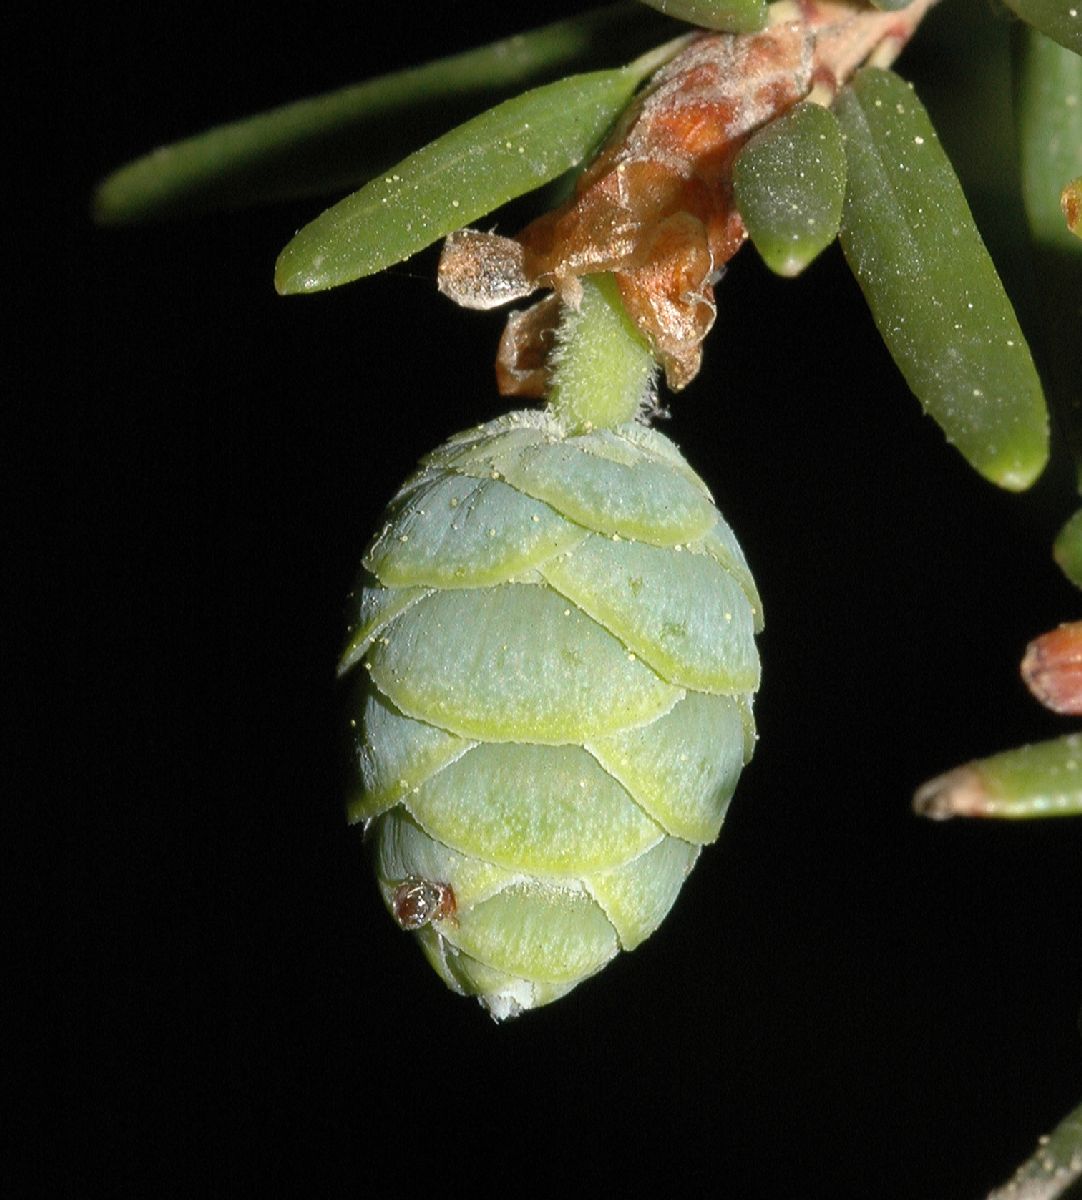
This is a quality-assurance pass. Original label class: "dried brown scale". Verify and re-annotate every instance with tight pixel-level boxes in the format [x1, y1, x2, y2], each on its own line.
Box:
[495, 293, 560, 395]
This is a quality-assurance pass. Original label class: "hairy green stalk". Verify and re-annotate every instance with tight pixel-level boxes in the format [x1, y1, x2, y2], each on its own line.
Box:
[546, 275, 659, 433]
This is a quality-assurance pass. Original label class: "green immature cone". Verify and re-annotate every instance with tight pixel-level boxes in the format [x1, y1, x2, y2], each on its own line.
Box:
[341, 280, 762, 1018]
[733, 99, 846, 277]
[835, 69, 1049, 492]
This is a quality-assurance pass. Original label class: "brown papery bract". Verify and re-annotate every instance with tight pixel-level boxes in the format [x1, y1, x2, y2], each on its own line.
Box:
[438, 0, 937, 393]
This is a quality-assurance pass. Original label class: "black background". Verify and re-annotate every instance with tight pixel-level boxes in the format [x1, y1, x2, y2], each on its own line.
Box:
[52, 1, 1082, 1196]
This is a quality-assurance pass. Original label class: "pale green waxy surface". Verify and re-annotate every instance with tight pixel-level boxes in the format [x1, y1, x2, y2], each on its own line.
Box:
[1002, 0, 1082, 54]
[491, 438, 718, 544]
[1054, 509, 1082, 590]
[419, 407, 554, 467]
[346, 409, 761, 1015]
[610, 422, 711, 493]
[378, 815, 628, 1013]
[276, 68, 646, 293]
[363, 469, 586, 588]
[588, 691, 749, 841]
[425, 413, 718, 544]
[415, 925, 480, 995]
[835, 69, 1048, 492]
[541, 535, 759, 693]
[376, 810, 506, 910]
[444, 882, 619, 983]
[703, 515, 763, 629]
[348, 691, 474, 823]
[587, 837, 699, 949]
[423, 424, 551, 475]
[367, 582, 684, 743]
[406, 742, 663, 873]
[417, 929, 579, 1013]
[636, 0, 766, 32]
[339, 575, 430, 675]
[733, 100, 846, 277]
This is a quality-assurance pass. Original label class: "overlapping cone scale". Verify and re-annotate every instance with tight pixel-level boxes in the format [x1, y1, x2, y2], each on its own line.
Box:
[342, 409, 762, 1018]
